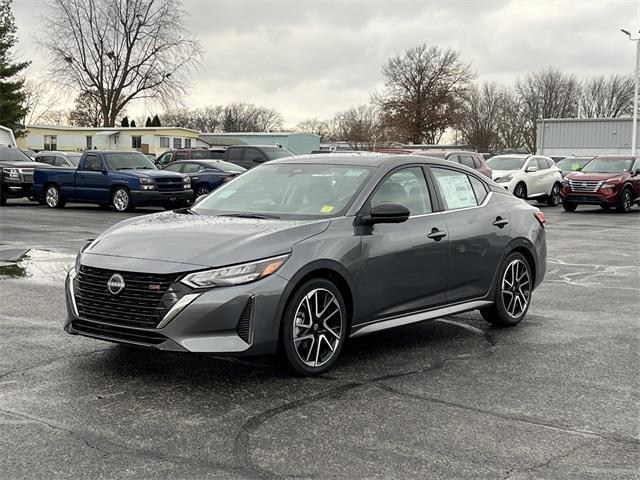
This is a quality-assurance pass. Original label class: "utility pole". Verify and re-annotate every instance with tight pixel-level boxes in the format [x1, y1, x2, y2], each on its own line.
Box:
[621, 29, 640, 155]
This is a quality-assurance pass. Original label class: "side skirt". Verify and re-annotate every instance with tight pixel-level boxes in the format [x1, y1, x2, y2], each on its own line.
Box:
[349, 300, 493, 338]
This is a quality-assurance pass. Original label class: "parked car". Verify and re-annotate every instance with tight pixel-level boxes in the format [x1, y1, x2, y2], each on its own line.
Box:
[20, 149, 36, 159]
[223, 145, 294, 169]
[64, 153, 546, 375]
[487, 154, 563, 206]
[0, 147, 36, 206]
[555, 156, 593, 177]
[156, 148, 226, 167]
[163, 160, 246, 198]
[33, 150, 192, 212]
[34, 151, 83, 168]
[411, 151, 492, 178]
[560, 155, 640, 213]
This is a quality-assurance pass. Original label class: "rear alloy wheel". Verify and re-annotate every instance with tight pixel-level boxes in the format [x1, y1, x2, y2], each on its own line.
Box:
[481, 252, 532, 327]
[617, 188, 633, 213]
[112, 187, 133, 212]
[547, 183, 561, 206]
[562, 202, 577, 212]
[282, 279, 347, 375]
[513, 183, 527, 199]
[45, 184, 65, 208]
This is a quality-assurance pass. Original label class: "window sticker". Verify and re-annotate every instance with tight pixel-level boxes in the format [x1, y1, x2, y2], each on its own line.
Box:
[320, 205, 334, 214]
[435, 173, 476, 209]
[571, 162, 580, 170]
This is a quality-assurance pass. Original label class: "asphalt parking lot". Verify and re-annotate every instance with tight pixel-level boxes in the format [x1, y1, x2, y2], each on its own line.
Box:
[0, 200, 638, 479]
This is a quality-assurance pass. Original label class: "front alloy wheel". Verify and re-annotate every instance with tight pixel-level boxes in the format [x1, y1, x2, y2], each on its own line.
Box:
[617, 189, 633, 213]
[481, 252, 532, 327]
[112, 188, 133, 212]
[282, 279, 347, 375]
[513, 183, 527, 199]
[547, 184, 561, 206]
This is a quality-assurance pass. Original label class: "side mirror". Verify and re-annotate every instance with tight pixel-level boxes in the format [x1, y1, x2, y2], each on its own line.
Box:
[362, 203, 410, 225]
[634, 168, 640, 176]
[193, 194, 207, 205]
[525, 166, 538, 173]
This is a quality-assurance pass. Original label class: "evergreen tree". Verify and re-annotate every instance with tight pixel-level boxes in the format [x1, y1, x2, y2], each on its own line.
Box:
[121, 116, 129, 127]
[130, 119, 136, 127]
[151, 114, 161, 127]
[0, 0, 30, 133]
[145, 116, 152, 127]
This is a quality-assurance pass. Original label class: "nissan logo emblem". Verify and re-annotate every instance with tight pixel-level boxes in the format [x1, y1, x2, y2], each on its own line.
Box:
[107, 273, 125, 295]
[581, 182, 587, 188]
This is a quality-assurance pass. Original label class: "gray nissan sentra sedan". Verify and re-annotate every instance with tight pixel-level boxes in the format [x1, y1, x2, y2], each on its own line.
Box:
[65, 154, 546, 375]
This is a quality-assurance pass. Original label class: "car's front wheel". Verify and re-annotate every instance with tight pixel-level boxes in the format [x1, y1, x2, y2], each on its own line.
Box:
[195, 185, 210, 197]
[617, 188, 633, 213]
[112, 187, 133, 212]
[547, 183, 561, 206]
[481, 252, 532, 327]
[513, 183, 527, 199]
[281, 279, 347, 375]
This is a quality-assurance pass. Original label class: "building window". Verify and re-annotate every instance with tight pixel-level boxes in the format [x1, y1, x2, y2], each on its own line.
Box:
[184, 138, 191, 148]
[160, 137, 170, 148]
[86, 136, 92, 150]
[132, 136, 142, 149]
[44, 135, 57, 151]
[173, 138, 181, 149]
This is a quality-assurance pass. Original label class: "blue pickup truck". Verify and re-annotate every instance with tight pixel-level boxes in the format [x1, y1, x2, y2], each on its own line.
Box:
[33, 150, 192, 212]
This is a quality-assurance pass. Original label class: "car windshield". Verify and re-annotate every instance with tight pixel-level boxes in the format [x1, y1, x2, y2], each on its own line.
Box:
[104, 152, 157, 170]
[0, 148, 33, 162]
[486, 156, 526, 170]
[580, 158, 633, 173]
[203, 160, 246, 173]
[193, 163, 373, 219]
[556, 158, 592, 171]
[66, 153, 82, 166]
[264, 148, 294, 160]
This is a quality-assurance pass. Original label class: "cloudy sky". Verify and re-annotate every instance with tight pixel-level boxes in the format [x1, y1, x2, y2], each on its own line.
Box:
[10, 0, 640, 126]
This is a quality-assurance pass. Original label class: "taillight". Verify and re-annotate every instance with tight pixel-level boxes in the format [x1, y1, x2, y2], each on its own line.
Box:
[534, 211, 545, 227]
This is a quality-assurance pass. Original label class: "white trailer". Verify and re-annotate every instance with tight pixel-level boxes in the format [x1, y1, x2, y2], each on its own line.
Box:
[0, 125, 17, 147]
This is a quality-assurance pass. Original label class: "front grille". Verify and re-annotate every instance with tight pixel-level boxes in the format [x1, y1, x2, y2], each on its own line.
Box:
[236, 297, 254, 344]
[72, 320, 167, 345]
[75, 266, 181, 328]
[19, 168, 34, 184]
[568, 180, 601, 193]
[155, 178, 184, 192]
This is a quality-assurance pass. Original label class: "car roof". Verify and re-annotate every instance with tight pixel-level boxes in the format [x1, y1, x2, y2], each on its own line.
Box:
[228, 144, 288, 149]
[269, 152, 465, 168]
[593, 155, 639, 160]
[490, 154, 531, 159]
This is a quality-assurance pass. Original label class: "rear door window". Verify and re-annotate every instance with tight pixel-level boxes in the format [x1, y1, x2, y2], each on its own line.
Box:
[244, 148, 267, 164]
[175, 151, 189, 160]
[431, 167, 478, 210]
[459, 155, 475, 169]
[164, 163, 183, 172]
[226, 148, 243, 162]
[182, 163, 202, 174]
[469, 176, 488, 204]
[53, 156, 68, 167]
[536, 158, 549, 170]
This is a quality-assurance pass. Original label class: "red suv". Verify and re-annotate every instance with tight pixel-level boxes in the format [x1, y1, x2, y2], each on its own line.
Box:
[561, 155, 640, 213]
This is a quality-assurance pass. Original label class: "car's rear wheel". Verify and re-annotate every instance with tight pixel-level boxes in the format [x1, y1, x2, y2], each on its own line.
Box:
[547, 183, 561, 206]
[45, 184, 65, 208]
[562, 202, 577, 212]
[112, 187, 133, 212]
[617, 188, 633, 213]
[481, 252, 532, 327]
[513, 183, 527, 199]
[281, 279, 347, 375]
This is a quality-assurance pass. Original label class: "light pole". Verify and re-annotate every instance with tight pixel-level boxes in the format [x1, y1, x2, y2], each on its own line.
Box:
[621, 29, 640, 155]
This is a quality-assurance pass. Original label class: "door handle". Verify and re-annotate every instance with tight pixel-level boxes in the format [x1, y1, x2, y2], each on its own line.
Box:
[192, 176, 199, 180]
[427, 228, 447, 241]
[492, 216, 509, 228]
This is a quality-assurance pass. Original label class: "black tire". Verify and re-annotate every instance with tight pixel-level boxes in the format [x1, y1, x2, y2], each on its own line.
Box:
[195, 185, 210, 198]
[562, 202, 577, 212]
[481, 252, 533, 327]
[546, 183, 561, 207]
[44, 184, 65, 208]
[617, 188, 633, 213]
[281, 278, 348, 376]
[111, 187, 133, 212]
[0, 186, 7, 206]
[513, 183, 527, 199]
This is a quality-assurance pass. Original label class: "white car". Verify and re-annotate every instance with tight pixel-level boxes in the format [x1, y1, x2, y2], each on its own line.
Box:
[487, 154, 563, 206]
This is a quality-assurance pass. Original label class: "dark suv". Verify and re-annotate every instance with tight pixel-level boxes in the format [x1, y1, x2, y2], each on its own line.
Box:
[0, 147, 36, 206]
[561, 155, 640, 213]
[156, 148, 226, 167]
[222, 145, 294, 169]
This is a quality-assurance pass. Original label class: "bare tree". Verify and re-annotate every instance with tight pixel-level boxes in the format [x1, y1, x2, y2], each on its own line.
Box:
[295, 118, 329, 139]
[22, 78, 61, 126]
[40, 0, 201, 127]
[516, 68, 580, 152]
[330, 104, 392, 150]
[376, 44, 474, 145]
[495, 89, 528, 151]
[457, 82, 503, 152]
[162, 106, 222, 131]
[39, 109, 69, 125]
[580, 74, 634, 118]
[220, 102, 282, 132]
[68, 90, 105, 127]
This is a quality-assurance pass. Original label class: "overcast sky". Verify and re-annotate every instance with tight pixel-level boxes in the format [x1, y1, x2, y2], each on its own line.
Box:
[10, 0, 640, 126]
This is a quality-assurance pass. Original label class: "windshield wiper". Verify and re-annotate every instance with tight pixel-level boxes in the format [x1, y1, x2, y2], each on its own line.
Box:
[219, 213, 280, 219]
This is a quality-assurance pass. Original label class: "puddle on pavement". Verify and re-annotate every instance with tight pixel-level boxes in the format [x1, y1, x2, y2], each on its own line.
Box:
[0, 249, 75, 283]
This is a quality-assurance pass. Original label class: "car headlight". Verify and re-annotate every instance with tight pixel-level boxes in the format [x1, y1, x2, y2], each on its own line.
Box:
[495, 174, 512, 183]
[3, 168, 20, 179]
[181, 254, 289, 289]
[139, 177, 156, 190]
[601, 177, 621, 189]
[183, 175, 191, 189]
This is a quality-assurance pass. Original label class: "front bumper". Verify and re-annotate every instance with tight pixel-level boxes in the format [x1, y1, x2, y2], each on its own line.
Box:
[1, 180, 33, 198]
[130, 189, 193, 207]
[64, 265, 288, 355]
[560, 187, 619, 205]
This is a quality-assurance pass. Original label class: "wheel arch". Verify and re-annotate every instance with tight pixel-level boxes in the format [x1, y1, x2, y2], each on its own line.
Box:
[490, 238, 539, 297]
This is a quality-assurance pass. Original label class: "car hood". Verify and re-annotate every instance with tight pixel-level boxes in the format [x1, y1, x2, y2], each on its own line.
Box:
[565, 171, 626, 181]
[0, 161, 36, 168]
[85, 211, 331, 267]
[491, 169, 518, 180]
[119, 169, 184, 179]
